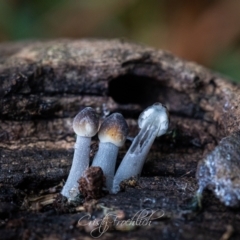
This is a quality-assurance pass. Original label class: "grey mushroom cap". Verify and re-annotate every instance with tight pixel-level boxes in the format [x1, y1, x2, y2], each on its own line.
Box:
[73, 107, 99, 137]
[138, 102, 169, 137]
[98, 113, 129, 147]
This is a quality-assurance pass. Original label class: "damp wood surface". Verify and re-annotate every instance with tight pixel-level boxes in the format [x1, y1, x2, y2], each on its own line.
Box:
[0, 39, 240, 239]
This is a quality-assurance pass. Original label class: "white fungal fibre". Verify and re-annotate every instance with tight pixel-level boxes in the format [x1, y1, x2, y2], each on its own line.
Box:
[112, 103, 169, 193]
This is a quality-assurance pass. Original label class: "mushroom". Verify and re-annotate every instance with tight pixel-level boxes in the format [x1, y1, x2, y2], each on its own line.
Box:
[61, 107, 99, 199]
[112, 103, 169, 193]
[91, 113, 128, 192]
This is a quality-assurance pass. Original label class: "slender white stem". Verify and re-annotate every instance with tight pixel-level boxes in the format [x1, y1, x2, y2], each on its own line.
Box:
[112, 123, 158, 194]
[91, 142, 119, 192]
[61, 136, 91, 199]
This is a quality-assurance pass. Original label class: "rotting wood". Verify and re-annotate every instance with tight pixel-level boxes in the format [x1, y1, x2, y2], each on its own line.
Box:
[0, 39, 240, 239]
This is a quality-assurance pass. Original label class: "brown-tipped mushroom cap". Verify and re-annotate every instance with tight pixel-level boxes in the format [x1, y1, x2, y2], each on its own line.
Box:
[73, 107, 99, 137]
[98, 113, 128, 147]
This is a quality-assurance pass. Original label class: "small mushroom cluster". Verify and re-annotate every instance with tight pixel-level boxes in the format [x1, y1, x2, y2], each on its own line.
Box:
[61, 103, 169, 200]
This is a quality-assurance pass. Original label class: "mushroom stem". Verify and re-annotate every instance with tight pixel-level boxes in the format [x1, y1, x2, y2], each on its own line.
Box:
[112, 121, 158, 193]
[112, 103, 169, 194]
[61, 136, 91, 198]
[92, 142, 118, 191]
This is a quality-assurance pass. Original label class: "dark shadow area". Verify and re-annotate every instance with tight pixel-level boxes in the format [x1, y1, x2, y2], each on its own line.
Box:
[108, 74, 205, 119]
[108, 74, 162, 105]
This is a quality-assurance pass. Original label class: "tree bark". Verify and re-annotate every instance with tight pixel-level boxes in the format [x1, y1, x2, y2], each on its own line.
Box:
[0, 39, 240, 240]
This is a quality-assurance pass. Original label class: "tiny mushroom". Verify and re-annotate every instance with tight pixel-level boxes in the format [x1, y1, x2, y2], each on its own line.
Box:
[112, 103, 169, 193]
[61, 107, 99, 200]
[91, 113, 128, 192]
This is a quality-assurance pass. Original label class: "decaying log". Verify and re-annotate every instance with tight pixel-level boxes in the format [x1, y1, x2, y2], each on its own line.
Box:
[0, 39, 240, 239]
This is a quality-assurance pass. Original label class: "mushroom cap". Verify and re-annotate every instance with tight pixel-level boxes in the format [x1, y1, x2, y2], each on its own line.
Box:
[138, 102, 169, 137]
[98, 113, 129, 147]
[73, 107, 99, 137]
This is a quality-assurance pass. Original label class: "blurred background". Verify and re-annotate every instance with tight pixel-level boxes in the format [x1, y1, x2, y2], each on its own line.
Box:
[1, 0, 240, 81]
